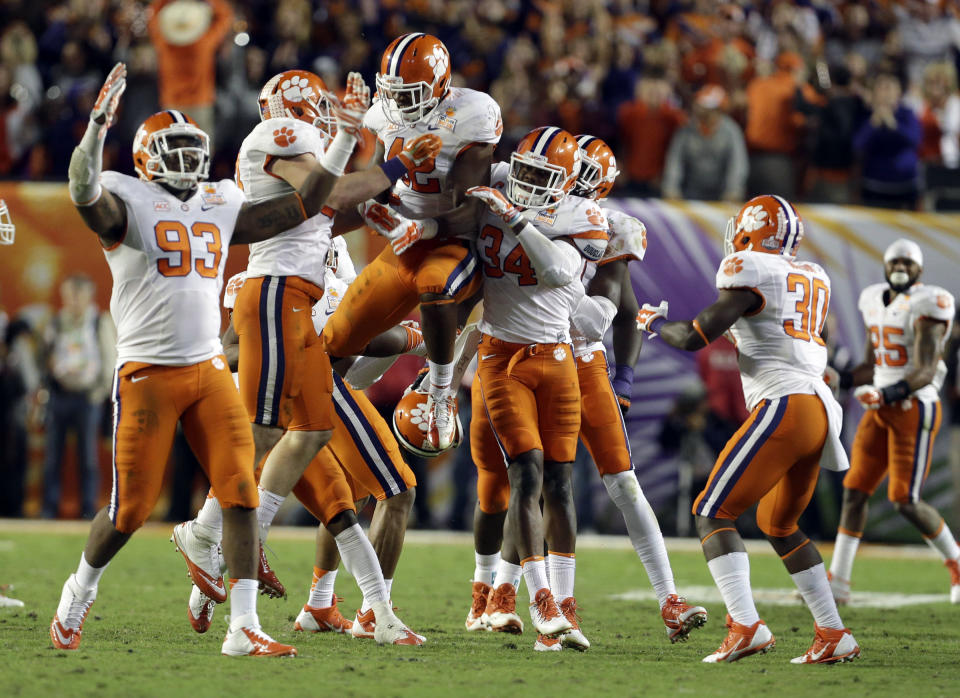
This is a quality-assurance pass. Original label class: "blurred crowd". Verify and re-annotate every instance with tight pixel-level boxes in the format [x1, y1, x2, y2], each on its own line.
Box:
[1, 1, 960, 208]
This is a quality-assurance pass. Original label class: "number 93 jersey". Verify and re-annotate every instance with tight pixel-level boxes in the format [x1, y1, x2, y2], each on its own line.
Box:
[858, 282, 954, 401]
[100, 170, 245, 366]
[717, 251, 831, 410]
[363, 86, 501, 236]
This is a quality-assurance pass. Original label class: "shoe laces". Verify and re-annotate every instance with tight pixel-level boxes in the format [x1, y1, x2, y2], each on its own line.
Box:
[471, 586, 488, 615]
[490, 585, 516, 613]
[64, 593, 94, 629]
[535, 592, 561, 620]
[559, 597, 582, 626]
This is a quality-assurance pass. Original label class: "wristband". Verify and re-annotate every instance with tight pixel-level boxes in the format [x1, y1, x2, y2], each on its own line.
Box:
[612, 364, 634, 398]
[320, 130, 356, 177]
[379, 157, 408, 184]
[838, 370, 854, 391]
[649, 316, 667, 335]
[880, 379, 911, 404]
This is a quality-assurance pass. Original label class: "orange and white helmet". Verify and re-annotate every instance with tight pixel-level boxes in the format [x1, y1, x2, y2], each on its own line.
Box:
[507, 126, 582, 210]
[376, 32, 451, 126]
[0, 198, 14, 245]
[573, 135, 620, 200]
[132, 110, 210, 190]
[392, 389, 462, 458]
[258, 69, 334, 136]
[724, 194, 804, 257]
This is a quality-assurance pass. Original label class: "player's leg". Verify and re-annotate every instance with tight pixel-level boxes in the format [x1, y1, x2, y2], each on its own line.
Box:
[52, 364, 179, 650]
[181, 359, 295, 657]
[540, 458, 581, 651]
[829, 409, 887, 602]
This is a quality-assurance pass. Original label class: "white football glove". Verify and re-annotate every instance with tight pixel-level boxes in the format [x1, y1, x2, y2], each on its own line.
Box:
[91, 62, 126, 133]
[465, 185, 523, 227]
[328, 71, 369, 138]
[853, 385, 882, 410]
[360, 201, 437, 254]
[636, 300, 668, 337]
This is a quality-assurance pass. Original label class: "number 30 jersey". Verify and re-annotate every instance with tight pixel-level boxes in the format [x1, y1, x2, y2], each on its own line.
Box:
[100, 171, 245, 366]
[363, 86, 501, 236]
[858, 282, 955, 402]
[717, 251, 832, 411]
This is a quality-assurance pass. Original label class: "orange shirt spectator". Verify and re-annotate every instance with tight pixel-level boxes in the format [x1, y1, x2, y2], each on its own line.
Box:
[744, 54, 807, 154]
[617, 77, 687, 184]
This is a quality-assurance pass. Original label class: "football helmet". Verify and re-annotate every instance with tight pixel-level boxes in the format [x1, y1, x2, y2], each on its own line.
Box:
[573, 135, 619, 200]
[258, 70, 335, 137]
[507, 126, 581, 210]
[376, 32, 451, 126]
[0, 199, 14, 245]
[723, 194, 804, 257]
[392, 389, 462, 458]
[132, 110, 210, 190]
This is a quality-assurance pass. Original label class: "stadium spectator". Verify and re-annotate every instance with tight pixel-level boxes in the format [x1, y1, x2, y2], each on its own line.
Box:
[148, 0, 234, 141]
[909, 61, 960, 168]
[1, 315, 40, 518]
[40, 274, 115, 520]
[661, 85, 747, 202]
[854, 71, 922, 209]
[894, 0, 960, 89]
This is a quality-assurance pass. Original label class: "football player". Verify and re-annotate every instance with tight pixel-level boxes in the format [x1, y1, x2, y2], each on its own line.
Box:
[322, 32, 502, 453]
[51, 62, 347, 656]
[827, 239, 959, 604]
[172, 69, 440, 600]
[637, 195, 860, 664]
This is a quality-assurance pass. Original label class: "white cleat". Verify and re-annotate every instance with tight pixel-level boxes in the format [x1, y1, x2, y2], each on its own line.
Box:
[484, 583, 524, 634]
[791, 625, 860, 664]
[221, 613, 298, 657]
[946, 558, 960, 604]
[702, 615, 775, 663]
[0, 584, 24, 608]
[172, 521, 226, 604]
[466, 581, 492, 631]
[828, 571, 851, 606]
[558, 597, 589, 651]
[426, 391, 457, 450]
[188, 584, 215, 634]
[534, 634, 563, 651]
[528, 588, 571, 638]
[49, 574, 96, 650]
[370, 602, 424, 646]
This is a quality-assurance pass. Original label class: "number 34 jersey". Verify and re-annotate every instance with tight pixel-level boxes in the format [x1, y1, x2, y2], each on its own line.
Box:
[100, 170, 245, 366]
[717, 251, 832, 411]
[858, 282, 955, 402]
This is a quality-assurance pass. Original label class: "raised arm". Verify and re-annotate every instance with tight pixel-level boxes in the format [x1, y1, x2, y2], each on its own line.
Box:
[638, 289, 761, 351]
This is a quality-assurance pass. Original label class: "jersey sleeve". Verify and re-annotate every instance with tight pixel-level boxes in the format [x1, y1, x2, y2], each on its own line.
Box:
[913, 286, 955, 323]
[564, 200, 609, 261]
[454, 92, 502, 146]
[715, 252, 765, 292]
[223, 271, 247, 310]
[362, 101, 387, 137]
[248, 118, 323, 158]
[600, 209, 647, 264]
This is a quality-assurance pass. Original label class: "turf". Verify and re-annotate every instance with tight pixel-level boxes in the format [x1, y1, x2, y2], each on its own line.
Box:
[1, 525, 958, 698]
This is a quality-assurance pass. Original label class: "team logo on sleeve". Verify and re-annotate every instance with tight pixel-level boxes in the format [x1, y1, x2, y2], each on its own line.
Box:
[723, 256, 744, 276]
[937, 294, 951, 309]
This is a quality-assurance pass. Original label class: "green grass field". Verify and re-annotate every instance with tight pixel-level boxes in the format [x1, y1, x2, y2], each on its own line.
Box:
[2, 523, 958, 698]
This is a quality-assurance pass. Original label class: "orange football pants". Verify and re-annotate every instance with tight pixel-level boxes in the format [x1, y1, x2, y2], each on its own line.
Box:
[844, 399, 942, 503]
[693, 393, 826, 537]
[470, 372, 510, 514]
[576, 350, 632, 475]
[108, 357, 257, 533]
[322, 239, 481, 359]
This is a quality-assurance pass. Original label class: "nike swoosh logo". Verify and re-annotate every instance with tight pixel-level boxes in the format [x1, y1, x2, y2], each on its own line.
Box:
[480, 354, 497, 360]
[426, 125, 441, 131]
[292, 307, 304, 313]
[201, 205, 214, 211]
[130, 375, 149, 383]
[52, 619, 73, 646]
[809, 645, 829, 661]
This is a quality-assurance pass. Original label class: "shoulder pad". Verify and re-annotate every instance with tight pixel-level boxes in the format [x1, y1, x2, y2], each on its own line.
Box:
[363, 101, 387, 134]
[489, 161, 510, 191]
[442, 89, 502, 145]
[716, 252, 765, 291]
[246, 118, 322, 158]
[601, 209, 647, 264]
[912, 285, 955, 321]
[99, 170, 141, 197]
[223, 271, 247, 310]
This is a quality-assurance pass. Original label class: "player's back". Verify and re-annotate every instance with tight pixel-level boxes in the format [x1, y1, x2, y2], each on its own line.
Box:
[100, 171, 245, 365]
[718, 250, 831, 409]
[235, 117, 331, 288]
[363, 86, 501, 235]
[859, 281, 955, 401]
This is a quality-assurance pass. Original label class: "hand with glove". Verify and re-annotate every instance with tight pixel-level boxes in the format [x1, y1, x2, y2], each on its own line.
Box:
[360, 201, 437, 254]
[328, 71, 369, 138]
[611, 364, 634, 414]
[823, 366, 840, 399]
[465, 185, 524, 228]
[636, 300, 669, 338]
[854, 379, 911, 410]
[398, 133, 441, 172]
[92, 62, 127, 133]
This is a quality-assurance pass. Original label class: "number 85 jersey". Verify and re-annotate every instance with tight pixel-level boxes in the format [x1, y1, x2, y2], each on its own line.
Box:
[99, 170, 245, 366]
[717, 251, 831, 410]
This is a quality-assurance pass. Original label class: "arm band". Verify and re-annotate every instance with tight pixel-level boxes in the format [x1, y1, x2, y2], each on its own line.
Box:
[838, 370, 854, 391]
[649, 316, 667, 335]
[612, 364, 634, 398]
[379, 156, 408, 184]
[320, 130, 356, 177]
[880, 379, 911, 404]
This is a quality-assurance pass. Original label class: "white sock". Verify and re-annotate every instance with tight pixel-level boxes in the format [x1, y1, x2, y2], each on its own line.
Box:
[75, 552, 107, 590]
[335, 523, 387, 612]
[230, 578, 258, 621]
[194, 496, 222, 542]
[474, 551, 500, 585]
[307, 567, 337, 608]
[547, 553, 575, 603]
[384, 578, 393, 599]
[257, 487, 286, 540]
[707, 552, 759, 626]
[924, 520, 960, 562]
[791, 563, 844, 630]
[428, 360, 454, 394]
[829, 532, 861, 583]
[521, 557, 549, 604]
[493, 559, 522, 590]
[603, 471, 677, 606]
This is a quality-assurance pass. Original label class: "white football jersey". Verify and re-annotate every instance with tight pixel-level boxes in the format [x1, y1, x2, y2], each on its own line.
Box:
[858, 282, 955, 402]
[235, 117, 332, 288]
[478, 162, 609, 345]
[363, 87, 501, 236]
[100, 171, 244, 365]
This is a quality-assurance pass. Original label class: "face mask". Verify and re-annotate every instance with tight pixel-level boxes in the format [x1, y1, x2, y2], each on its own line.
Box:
[888, 270, 911, 289]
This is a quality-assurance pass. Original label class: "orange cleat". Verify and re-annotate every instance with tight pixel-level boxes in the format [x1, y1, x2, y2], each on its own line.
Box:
[661, 593, 708, 643]
[257, 543, 286, 599]
[466, 581, 492, 631]
[791, 625, 860, 664]
[294, 597, 354, 633]
[558, 597, 589, 651]
[484, 583, 524, 634]
[702, 615, 775, 663]
[50, 575, 95, 650]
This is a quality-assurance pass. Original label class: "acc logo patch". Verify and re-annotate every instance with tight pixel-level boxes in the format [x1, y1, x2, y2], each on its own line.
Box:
[153, 200, 170, 212]
[723, 256, 744, 276]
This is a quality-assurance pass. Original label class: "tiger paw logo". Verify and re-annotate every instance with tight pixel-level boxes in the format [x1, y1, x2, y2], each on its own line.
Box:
[737, 205, 768, 233]
[408, 399, 430, 433]
[280, 75, 315, 103]
[723, 256, 744, 276]
[937, 293, 951, 309]
[553, 346, 567, 361]
[273, 126, 296, 147]
[586, 205, 606, 227]
[426, 45, 449, 80]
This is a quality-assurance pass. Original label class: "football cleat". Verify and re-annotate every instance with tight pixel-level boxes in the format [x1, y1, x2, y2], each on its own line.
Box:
[426, 391, 458, 451]
[790, 625, 860, 664]
[172, 521, 226, 603]
[221, 613, 298, 657]
[702, 615, 775, 663]
[294, 597, 354, 633]
[528, 588, 571, 638]
[0, 584, 24, 608]
[371, 602, 425, 646]
[828, 570, 851, 606]
[257, 543, 286, 599]
[946, 558, 960, 604]
[484, 583, 524, 634]
[350, 607, 376, 640]
[558, 597, 589, 651]
[534, 634, 563, 651]
[50, 575, 96, 650]
[466, 581, 492, 631]
[661, 594, 708, 643]
[188, 584, 216, 634]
